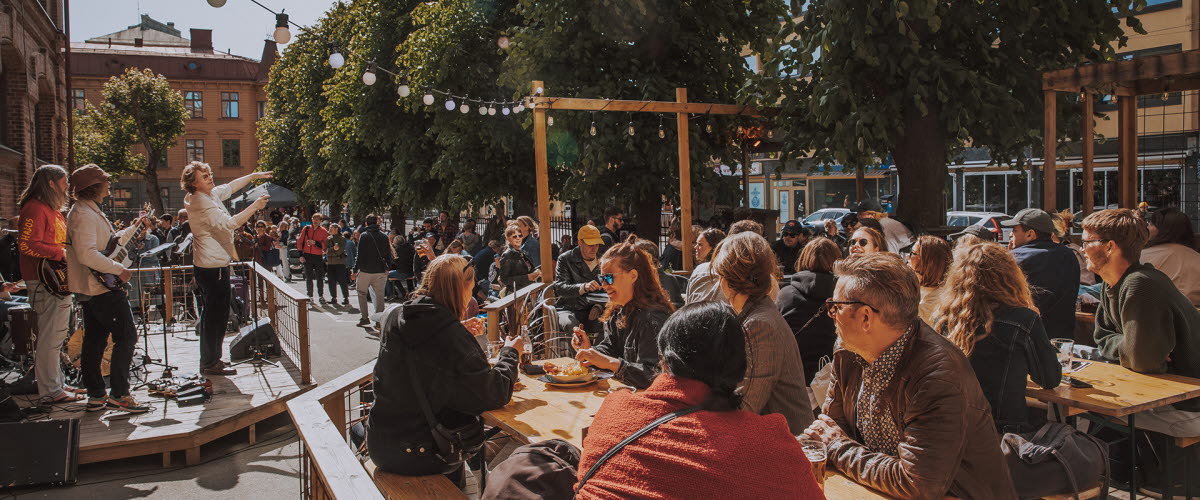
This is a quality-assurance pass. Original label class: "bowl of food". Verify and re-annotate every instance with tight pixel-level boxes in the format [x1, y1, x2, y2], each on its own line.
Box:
[543, 361, 594, 384]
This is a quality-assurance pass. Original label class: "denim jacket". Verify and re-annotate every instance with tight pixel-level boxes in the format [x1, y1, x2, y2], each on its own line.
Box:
[965, 306, 1062, 434]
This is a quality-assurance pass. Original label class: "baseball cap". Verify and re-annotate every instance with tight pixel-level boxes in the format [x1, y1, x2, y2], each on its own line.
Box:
[577, 224, 603, 245]
[68, 164, 110, 193]
[1001, 208, 1056, 235]
[780, 220, 803, 236]
[949, 224, 996, 241]
[852, 199, 883, 213]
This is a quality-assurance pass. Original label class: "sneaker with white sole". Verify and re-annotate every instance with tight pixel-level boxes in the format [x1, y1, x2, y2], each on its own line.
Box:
[86, 397, 108, 411]
[106, 395, 151, 413]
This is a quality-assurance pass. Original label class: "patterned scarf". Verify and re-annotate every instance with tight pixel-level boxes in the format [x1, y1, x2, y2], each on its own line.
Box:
[855, 324, 915, 455]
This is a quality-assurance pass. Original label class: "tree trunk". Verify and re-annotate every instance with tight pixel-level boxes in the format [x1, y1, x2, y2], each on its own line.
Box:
[892, 100, 948, 231]
[143, 156, 165, 217]
[389, 206, 406, 233]
[633, 195, 660, 243]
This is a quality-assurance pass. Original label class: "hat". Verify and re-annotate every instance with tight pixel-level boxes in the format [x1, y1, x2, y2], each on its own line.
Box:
[852, 199, 883, 213]
[68, 164, 110, 193]
[780, 220, 803, 236]
[950, 224, 995, 241]
[577, 224, 603, 245]
[1001, 208, 1056, 235]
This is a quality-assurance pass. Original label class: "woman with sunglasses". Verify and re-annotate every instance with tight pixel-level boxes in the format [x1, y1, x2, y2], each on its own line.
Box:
[711, 232, 813, 433]
[498, 224, 540, 294]
[933, 243, 1061, 433]
[777, 238, 842, 385]
[369, 253, 523, 486]
[572, 235, 673, 389]
[684, 228, 727, 304]
[848, 226, 885, 255]
[907, 235, 952, 325]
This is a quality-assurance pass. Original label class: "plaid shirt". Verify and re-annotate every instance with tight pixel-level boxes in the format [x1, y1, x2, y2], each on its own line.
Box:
[854, 324, 915, 455]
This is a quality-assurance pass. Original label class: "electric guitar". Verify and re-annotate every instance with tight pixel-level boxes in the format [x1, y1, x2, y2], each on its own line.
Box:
[37, 258, 70, 297]
[92, 203, 154, 292]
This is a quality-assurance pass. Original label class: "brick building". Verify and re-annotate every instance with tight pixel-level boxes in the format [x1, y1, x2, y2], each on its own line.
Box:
[71, 15, 275, 215]
[0, 0, 69, 219]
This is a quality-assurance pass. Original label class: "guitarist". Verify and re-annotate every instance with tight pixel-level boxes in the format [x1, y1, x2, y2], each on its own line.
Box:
[181, 161, 270, 376]
[65, 164, 149, 413]
[17, 164, 83, 404]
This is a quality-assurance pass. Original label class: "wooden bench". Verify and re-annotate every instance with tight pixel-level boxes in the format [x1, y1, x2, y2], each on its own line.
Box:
[365, 461, 467, 499]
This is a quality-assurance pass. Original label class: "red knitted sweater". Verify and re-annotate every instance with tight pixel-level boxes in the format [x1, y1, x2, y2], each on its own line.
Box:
[576, 374, 826, 500]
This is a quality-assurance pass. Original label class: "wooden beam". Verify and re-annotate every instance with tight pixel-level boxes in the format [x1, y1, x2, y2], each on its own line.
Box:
[1082, 92, 1095, 217]
[1118, 95, 1138, 208]
[532, 80, 553, 283]
[532, 96, 771, 117]
[855, 166, 865, 202]
[1043, 49, 1200, 92]
[1043, 90, 1057, 211]
[676, 88, 694, 273]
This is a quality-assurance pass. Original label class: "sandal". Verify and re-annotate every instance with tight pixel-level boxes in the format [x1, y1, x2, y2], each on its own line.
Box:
[43, 392, 84, 405]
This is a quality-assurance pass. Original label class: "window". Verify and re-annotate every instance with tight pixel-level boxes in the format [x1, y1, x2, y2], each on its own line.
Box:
[222, 139, 240, 167]
[184, 91, 203, 118]
[186, 139, 205, 162]
[221, 92, 239, 118]
[71, 89, 86, 111]
[257, 101, 266, 119]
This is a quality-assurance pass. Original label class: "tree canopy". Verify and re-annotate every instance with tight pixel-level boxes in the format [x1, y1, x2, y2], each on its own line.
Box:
[757, 0, 1145, 226]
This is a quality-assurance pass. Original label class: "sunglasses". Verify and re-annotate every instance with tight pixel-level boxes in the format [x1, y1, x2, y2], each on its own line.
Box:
[851, 238, 872, 247]
[596, 272, 628, 285]
[823, 299, 879, 318]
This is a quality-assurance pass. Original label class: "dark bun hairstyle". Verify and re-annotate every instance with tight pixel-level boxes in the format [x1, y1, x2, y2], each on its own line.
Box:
[656, 301, 746, 411]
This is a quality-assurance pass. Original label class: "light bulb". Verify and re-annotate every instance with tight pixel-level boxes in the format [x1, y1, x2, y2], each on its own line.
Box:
[535, 86, 544, 95]
[706, 122, 713, 134]
[547, 115, 554, 126]
[207, 0, 227, 7]
[329, 52, 345, 69]
[488, 107, 497, 116]
[628, 123, 635, 136]
[658, 126, 666, 139]
[423, 93, 434, 106]
[502, 107, 511, 115]
[478, 105, 487, 115]
[767, 129, 774, 139]
[589, 123, 597, 136]
[460, 103, 470, 114]
[397, 84, 411, 97]
[445, 99, 456, 111]
[362, 70, 376, 86]
[515, 104, 524, 113]
[273, 27, 291, 45]
[497, 36, 510, 49]
[1163, 92, 1171, 101]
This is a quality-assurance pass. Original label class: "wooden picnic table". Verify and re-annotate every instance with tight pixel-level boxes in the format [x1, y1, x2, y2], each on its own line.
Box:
[823, 470, 890, 499]
[482, 357, 627, 448]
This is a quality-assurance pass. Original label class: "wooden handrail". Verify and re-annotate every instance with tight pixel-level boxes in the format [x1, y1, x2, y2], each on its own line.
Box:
[287, 361, 382, 500]
[483, 282, 546, 341]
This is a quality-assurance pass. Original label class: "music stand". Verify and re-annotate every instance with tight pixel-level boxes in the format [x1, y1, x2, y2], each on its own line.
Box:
[133, 241, 178, 381]
[231, 232, 278, 371]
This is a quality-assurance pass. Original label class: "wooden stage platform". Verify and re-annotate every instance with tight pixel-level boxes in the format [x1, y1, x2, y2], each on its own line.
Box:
[18, 331, 313, 467]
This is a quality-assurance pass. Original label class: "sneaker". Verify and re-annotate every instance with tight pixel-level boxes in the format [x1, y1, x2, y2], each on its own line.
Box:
[86, 397, 107, 411]
[319, 297, 326, 305]
[106, 395, 151, 413]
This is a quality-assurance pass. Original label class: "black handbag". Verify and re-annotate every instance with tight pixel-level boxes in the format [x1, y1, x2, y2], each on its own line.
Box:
[1001, 422, 1109, 500]
[403, 348, 485, 465]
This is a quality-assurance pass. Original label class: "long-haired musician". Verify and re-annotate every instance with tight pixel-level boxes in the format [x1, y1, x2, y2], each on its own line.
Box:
[17, 164, 83, 404]
[180, 162, 270, 376]
[65, 164, 150, 413]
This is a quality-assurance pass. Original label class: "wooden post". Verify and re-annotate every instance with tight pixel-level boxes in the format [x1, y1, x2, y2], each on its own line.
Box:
[1118, 95, 1138, 208]
[855, 166, 866, 202]
[298, 298, 311, 385]
[742, 148, 751, 207]
[266, 279, 278, 329]
[163, 267, 174, 324]
[676, 88, 694, 272]
[1043, 90, 1057, 211]
[1082, 92, 1095, 216]
[532, 80, 553, 284]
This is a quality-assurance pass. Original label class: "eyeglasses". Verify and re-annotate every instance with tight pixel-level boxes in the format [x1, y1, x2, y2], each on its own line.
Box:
[824, 299, 879, 318]
[850, 238, 871, 247]
[1081, 238, 1110, 246]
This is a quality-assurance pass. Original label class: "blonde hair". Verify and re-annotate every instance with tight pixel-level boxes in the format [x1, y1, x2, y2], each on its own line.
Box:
[516, 216, 537, 234]
[934, 243, 1034, 357]
[180, 161, 211, 193]
[711, 232, 780, 298]
[412, 254, 474, 320]
[850, 227, 886, 253]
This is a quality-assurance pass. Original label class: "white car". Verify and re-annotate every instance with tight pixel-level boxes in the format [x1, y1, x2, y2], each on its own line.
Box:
[801, 208, 851, 230]
[946, 211, 1012, 242]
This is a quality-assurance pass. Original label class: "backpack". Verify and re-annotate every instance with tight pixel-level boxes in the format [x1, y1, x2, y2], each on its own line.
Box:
[1001, 422, 1109, 499]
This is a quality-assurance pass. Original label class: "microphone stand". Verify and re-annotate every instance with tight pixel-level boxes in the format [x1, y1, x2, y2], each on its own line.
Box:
[232, 226, 278, 371]
[133, 241, 178, 386]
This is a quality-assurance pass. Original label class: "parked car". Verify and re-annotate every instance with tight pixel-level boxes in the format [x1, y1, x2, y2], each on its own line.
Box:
[946, 211, 1012, 242]
[800, 208, 851, 230]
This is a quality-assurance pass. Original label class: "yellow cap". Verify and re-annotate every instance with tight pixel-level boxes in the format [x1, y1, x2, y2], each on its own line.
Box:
[577, 224, 603, 245]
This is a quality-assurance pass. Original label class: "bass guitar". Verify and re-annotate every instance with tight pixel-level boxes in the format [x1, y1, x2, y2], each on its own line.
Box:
[92, 203, 154, 292]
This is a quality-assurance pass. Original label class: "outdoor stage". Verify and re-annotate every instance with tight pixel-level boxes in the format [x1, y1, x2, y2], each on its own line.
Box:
[17, 331, 313, 467]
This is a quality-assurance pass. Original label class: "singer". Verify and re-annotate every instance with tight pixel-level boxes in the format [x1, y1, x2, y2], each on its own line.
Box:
[181, 162, 271, 376]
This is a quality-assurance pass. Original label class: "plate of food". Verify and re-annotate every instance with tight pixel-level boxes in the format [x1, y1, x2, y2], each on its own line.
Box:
[541, 361, 597, 385]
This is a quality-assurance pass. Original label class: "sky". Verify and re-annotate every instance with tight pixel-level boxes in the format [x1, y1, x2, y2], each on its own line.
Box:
[69, 0, 339, 60]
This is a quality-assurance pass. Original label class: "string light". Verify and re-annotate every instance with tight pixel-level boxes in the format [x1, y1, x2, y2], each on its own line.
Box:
[207, 0, 227, 7]
[273, 13, 291, 44]
[445, 98, 456, 111]
[547, 115, 555, 126]
[767, 129, 774, 139]
[422, 92, 434, 106]
[628, 121, 635, 136]
[362, 63, 377, 86]
[460, 100, 470, 113]
[478, 104, 488, 115]
[502, 107, 511, 115]
[488, 105, 497, 116]
[589, 112, 597, 136]
[397, 82, 410, 97]
[658, 115, 666, 139]
[328, 50, 345, 69]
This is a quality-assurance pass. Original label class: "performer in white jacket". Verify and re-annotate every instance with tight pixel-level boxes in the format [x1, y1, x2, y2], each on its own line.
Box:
[180, 161, 270, 376]
[65, 164, 151, 413]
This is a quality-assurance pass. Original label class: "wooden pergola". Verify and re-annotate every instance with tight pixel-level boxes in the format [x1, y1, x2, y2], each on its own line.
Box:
[526, 80, 769, 281]
[1042, 49, 1200, 214]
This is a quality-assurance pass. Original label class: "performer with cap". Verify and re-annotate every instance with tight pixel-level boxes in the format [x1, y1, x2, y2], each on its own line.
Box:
[66, 164, 151, 413]
[180, 161, 271, 376]
[549, 224, 606, 333]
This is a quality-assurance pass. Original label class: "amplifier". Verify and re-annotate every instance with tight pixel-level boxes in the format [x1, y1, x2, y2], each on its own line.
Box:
[0, 418, 79, 487]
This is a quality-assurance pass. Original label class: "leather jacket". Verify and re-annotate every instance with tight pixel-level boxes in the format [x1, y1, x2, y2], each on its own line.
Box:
[550, 247, 600, 312]
[824, 321, 1017, 500]
[499, 247, 534, 293]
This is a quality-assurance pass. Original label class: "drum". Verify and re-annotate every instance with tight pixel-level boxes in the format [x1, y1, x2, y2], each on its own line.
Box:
[66, 327, 113, 377]
[8, 305, 36, 356]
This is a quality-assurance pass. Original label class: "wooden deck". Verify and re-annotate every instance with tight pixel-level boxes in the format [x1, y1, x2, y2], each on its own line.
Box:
[19, 332, 313, 466]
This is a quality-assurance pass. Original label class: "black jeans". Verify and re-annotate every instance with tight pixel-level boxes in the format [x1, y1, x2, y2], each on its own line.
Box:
[304, 257, 326, 298]
[194, 266, 230, 369]
[80, 290, 137, 399]
[327, 264, 348, 301]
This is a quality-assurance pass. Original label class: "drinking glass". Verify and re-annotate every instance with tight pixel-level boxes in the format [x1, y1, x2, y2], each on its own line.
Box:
[487, 341, 503, 364]
[1051, 338, 1075, 372]
[797, 438, 827, 488]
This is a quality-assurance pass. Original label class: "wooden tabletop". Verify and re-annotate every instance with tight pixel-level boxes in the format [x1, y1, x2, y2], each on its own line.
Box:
[482, 358, 627, 448]
[824, 471, 890, 499]
[1026, 358, 1200, 417]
